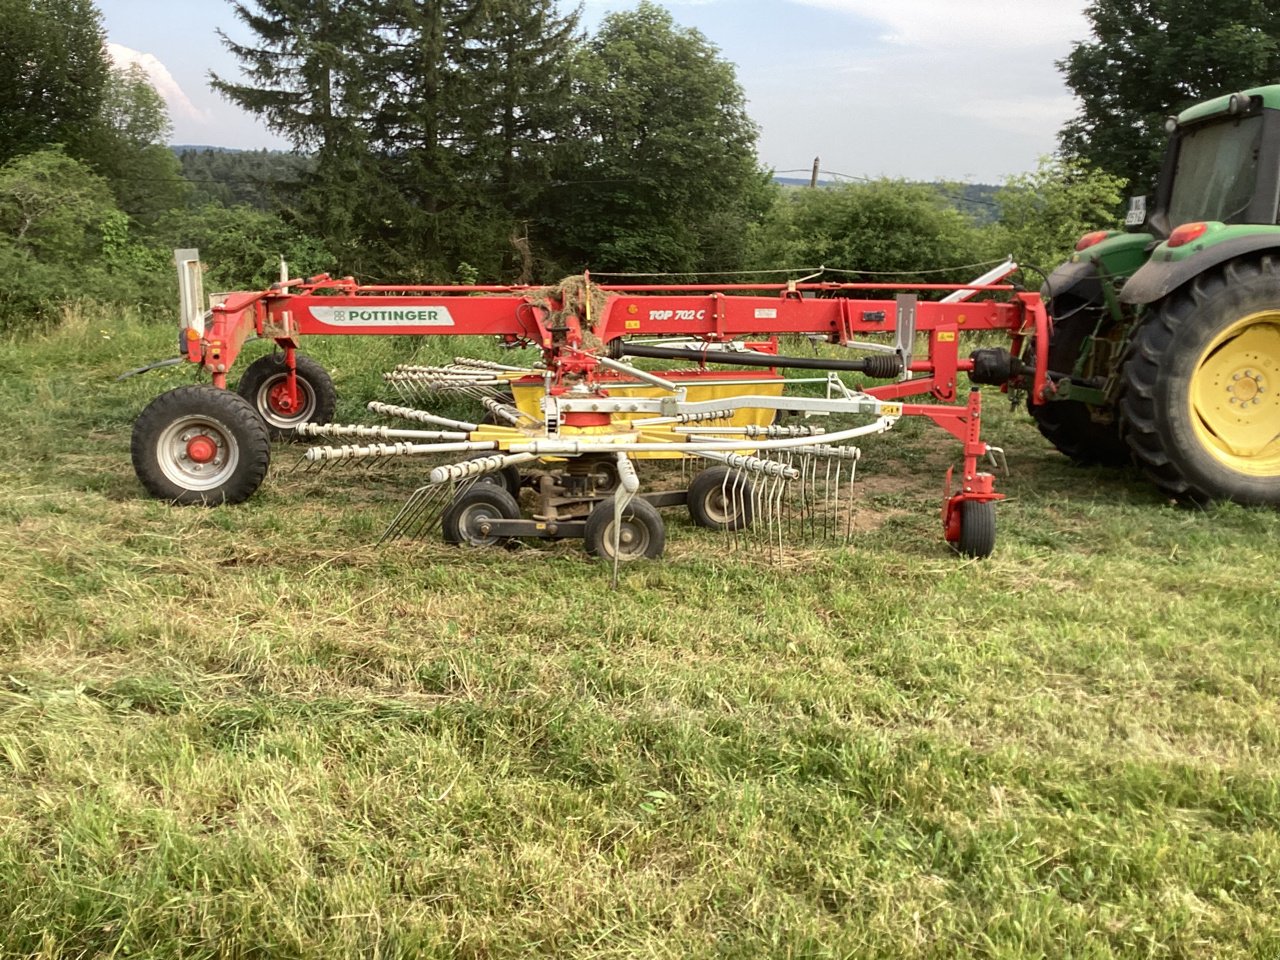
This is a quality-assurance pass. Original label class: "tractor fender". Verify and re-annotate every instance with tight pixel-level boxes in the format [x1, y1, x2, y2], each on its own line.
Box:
[1040, 259, 1103, 307]
[1120, 234, 1280, 306]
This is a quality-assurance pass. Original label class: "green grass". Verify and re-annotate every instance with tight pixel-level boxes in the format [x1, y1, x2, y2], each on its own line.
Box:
[2, 305, 1279, 958]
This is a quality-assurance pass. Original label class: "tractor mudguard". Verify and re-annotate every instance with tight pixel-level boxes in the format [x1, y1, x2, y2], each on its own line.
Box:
[1041, 259, 1104, 306]
[1043, 232, 1153, 307]
[1120, 233, 1280, 305]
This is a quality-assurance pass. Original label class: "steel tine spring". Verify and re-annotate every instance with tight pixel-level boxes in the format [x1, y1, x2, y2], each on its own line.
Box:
[844, 455, 858, 543]
[379, 484, 430, 544]
[823, 456, 834, 542]
[752, 463, 767, 556]
[721, 466, 735, 551]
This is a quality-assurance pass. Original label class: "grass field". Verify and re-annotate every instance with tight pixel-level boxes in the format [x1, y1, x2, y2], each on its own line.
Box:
[2, 306, 1279, 958]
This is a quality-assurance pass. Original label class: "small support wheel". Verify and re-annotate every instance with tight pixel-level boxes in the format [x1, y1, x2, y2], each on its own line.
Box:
[441, 485, 521, 547]
[687, 465, 754, 531]
[236, 353, 337, 440]
[131, 385, 271, 505]
[954, 500, 996, 559]
[584, 498, 665, 562]
[461, 452, 522, 497]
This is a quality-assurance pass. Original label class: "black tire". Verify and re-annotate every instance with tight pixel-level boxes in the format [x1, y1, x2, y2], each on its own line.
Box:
[687, 465, 754, 531]
[461, 452, 522, 497]
[584, 498, 665, 561]
[1027, 295, 1129, 465]
[1120, 256, 1280, 505]
[235, 353, 337, 440]
[131, 385, 271, 505]
[955, 500, 996, 559]
[441, 484, 521, 547]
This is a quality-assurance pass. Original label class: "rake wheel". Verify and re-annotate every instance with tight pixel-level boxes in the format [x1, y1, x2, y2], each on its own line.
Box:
[132, 385, 270, 505]
[236, 353, 336, 440]
[584, 498, 665, 561]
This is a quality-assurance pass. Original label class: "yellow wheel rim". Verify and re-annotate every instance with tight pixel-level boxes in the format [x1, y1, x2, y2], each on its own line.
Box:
[1189, 310, 1280, 476]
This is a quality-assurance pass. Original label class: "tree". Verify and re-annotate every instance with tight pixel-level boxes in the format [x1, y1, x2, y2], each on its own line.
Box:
[749, 180, 986, 283]
[0, 0, 111, 164]
[213, 0, 589, 281]
[545, 2, 770, 275]
[84, 65, 190, 227]
[991, 157, 1127, 271]
[0, 148, 119, 331]
[1059, 0, 1280, 193]
[212, 0, 388, 268]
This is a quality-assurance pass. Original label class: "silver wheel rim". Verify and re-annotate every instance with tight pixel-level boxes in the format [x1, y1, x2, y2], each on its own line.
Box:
[702, 487, 737, 526]
[254, 373, 318, 429]
[601, 516, 651, 560]
[457, 503, 504, 546]
[155, 414, 241, 491]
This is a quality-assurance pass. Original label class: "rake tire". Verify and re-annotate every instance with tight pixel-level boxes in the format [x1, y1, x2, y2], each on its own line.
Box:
[687, 466, 754, 531]
[584, 498, 665, 562]
[132, 385, 270, 506]
[236, 352, 336, 440]
[441, 485, 521, 547]
[954, 500, 996, 559]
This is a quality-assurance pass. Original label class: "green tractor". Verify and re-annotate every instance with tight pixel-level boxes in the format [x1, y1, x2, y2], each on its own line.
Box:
[1037, 84, 1280, 505]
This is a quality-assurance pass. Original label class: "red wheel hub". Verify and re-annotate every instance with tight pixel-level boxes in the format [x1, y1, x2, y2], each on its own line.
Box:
[267, 381, 299, 414]
[186, 435, 218, 463]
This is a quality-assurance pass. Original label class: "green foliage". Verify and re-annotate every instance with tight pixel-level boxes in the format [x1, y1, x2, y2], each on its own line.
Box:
[0, 0, 111, 164]
[154, 202, 334, 291]
[548, 2, 770, 275]
[176, 148, 314, 211]
[0, 148, 176, 331]
[1060, 0, 1280, 191]
[991, 156, 1128, 271]
[85, 65, 191, 226]
[751, 180, 988, 282]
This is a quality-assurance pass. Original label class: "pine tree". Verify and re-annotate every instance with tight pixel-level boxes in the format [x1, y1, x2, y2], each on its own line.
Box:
[212, 0, 387, 270]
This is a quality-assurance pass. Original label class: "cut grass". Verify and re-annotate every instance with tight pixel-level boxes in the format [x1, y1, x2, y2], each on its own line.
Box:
[1, 306, 1279, 957]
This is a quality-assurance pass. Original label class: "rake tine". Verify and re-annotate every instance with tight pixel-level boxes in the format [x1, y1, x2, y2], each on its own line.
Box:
[845, 455, 858, 543]
[823, 456, 834, 542]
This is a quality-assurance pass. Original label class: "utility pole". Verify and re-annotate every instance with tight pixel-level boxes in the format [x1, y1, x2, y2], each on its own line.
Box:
[809, 156, 820, 188]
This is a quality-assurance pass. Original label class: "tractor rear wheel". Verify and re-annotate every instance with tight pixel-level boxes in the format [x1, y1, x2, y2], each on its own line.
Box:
[132, 385, 271, 505]
[1120, 256, 1280, 505]
[236, 353, 336, 440]
[1028, 296, 1129, 465]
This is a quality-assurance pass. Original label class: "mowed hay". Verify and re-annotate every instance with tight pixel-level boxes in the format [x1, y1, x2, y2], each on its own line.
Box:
[2, 307, 1280, 957]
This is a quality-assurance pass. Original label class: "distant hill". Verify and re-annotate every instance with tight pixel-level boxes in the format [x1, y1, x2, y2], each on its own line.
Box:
[772, 175, 1001, 223]
[173, 146, 312, 211]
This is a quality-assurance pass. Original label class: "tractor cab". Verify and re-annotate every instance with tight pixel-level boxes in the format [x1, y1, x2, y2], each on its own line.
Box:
[1146, 88, 1280, 239]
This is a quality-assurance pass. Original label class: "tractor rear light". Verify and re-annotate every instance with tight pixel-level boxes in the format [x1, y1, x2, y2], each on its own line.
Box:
[1167, 222, 1209, 248]
[1075, 230, 1111, 252]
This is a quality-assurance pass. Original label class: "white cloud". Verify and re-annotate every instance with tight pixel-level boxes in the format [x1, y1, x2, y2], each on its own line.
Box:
[107, 42, 207, 124]
[790, 0, 1088, 49]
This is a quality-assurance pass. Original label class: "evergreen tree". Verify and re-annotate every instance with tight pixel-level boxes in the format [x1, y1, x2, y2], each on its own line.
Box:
[212, 0, 387, 269]
[1060, 0, 1280, 193]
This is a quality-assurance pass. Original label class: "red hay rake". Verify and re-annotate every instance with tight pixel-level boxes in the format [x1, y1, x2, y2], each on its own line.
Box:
[130, 255, 1052, 562]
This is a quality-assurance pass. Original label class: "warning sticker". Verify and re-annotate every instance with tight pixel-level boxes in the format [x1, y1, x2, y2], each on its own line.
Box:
[754, 308, 778, 320]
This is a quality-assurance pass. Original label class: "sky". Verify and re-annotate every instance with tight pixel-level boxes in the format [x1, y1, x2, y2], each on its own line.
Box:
[96, 0, 1092, 184]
